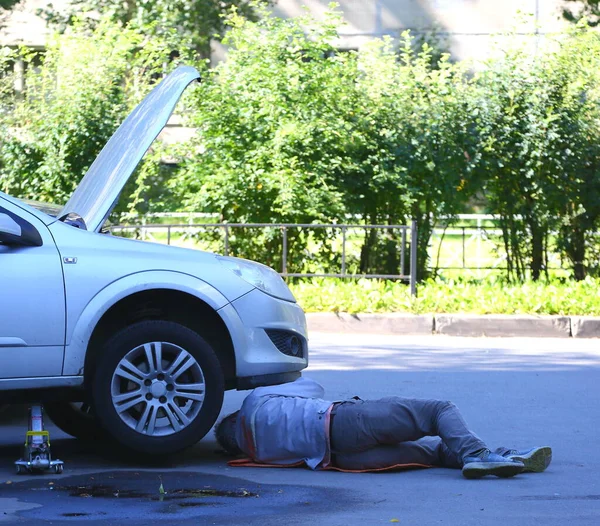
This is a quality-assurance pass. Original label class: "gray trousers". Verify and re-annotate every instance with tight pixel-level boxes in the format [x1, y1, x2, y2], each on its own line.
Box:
[329, 398, 487, 470]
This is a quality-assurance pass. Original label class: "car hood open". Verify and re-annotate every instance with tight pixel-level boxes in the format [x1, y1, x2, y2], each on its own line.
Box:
[59, 65, 200, 233]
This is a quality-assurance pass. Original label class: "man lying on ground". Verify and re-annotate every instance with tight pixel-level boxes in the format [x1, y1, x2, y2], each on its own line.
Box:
[215, 377, 552, 479]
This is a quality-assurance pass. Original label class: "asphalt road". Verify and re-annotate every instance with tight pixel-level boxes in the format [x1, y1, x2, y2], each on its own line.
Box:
[0, 333, 599, 525]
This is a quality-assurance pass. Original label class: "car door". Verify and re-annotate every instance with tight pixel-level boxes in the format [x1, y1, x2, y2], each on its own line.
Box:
[0, 199, 65, 379]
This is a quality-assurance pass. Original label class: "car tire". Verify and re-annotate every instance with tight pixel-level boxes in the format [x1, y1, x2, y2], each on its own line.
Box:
[92, 320, 224, 456]
[44, 401, 104, 441]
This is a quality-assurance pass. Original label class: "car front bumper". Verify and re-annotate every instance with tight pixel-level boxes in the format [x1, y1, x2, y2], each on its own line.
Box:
[218, 288, 308, 386]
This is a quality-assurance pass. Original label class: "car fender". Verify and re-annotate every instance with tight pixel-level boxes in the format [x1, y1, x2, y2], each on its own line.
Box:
[63, 270, 237, 376]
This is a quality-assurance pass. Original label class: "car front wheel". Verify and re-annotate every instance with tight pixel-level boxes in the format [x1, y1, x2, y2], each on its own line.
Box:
[92, 320, 224, 456]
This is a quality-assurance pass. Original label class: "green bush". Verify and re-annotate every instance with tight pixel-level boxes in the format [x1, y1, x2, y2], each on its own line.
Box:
[2, 8, 600, 286]
[0, 19, 186, 208]
[173, 7, 477, 278]
[474, 22, 600, 282]
[289, 277, 600, 315]
[175, 8, 600, 283]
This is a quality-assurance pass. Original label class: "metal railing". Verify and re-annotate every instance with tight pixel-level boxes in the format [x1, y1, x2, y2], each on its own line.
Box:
[110, 221, 419, 295]
[429, 225, 570, 277]
[110, 215, 600, 284]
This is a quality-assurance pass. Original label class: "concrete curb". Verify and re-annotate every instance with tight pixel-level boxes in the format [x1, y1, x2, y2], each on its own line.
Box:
[435, 314, 570, 338]
[306, 313, 434, 335]
[571, 317, 600, 338]
[306, 313, 600, 338]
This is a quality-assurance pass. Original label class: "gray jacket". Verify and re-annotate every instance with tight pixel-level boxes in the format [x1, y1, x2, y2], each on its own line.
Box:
[235, 377, 334, 469]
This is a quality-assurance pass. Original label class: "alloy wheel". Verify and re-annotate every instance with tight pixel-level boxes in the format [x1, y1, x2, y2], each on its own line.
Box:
[110, 341, 206, 437]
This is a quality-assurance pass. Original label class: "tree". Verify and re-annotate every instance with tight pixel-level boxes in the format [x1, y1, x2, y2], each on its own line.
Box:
[0, 20, 184, 206]
[563, 0, 600, 26]
[473, 39, 573, 283]
[173, 8, 479, 279]
[0, 0, 19, 8]
[40, 0, 272, 59]
[540, 25, 600, 280]
[173, 7, 353, 271]
[0, 0, 21, 28]
[474, 23, 600, 282]
[376, 34, 479, 280]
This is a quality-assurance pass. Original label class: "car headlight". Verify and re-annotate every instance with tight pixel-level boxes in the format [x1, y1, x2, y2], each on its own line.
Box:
[217, 256, 296, 302]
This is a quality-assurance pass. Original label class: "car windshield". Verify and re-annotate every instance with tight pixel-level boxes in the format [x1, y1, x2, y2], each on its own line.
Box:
[23, 199, 62, 218]
[22, 198, 112, 229]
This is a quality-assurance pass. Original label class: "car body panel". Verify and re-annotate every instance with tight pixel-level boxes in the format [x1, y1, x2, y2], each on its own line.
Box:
[0, 376, 83, 391]
[0, 197, 65, 378]
[62, 269, 234, 376]
[60, 66, 201, 232]
[48, 219, 255, 347]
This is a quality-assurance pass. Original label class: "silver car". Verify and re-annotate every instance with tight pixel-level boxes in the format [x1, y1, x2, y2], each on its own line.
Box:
[0, 66, 308, 455]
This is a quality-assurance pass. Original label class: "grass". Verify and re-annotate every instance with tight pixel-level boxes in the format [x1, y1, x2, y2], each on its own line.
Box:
[288, 277, 600, 316]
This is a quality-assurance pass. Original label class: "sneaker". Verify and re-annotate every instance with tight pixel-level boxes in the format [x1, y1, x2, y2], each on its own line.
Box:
[462, 449, 525, 479]
[494, 446, 552, 473]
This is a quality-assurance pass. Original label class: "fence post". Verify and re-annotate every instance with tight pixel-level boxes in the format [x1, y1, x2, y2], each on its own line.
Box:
[224, 225, 229, 256]
[341, 226, 347, 276]
[282, 226, 288, 275]
[401, 227, 406, 276]
[410, 219, 418, 296]
[462, 226, 465, 268]
[167, 225, 171, 246]
[476, 216, 482, 270]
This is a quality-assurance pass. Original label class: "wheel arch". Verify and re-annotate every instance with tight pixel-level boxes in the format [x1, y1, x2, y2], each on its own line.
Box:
[64, 271, 238, 390]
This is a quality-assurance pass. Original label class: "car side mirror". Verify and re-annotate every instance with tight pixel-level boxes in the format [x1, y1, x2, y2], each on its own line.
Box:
[0, 212, 43, 247]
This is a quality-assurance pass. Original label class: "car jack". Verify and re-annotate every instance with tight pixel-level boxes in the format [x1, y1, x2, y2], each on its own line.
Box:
[15, 405, 64, 474]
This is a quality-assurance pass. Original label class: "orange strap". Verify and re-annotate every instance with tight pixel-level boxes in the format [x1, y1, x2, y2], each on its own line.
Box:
[227, 457, 432, 473]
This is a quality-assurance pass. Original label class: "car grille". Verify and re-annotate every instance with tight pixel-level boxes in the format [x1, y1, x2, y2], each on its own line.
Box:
[265, 329, 305, 359]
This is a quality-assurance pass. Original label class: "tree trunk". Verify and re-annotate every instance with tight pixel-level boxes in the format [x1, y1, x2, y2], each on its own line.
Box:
[530, 220, 545, 281]
[359, 210, 378, 274]
[499, 215, 514, 282]
[564, 222, 587, 281]
[412, 205, 432, 283]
